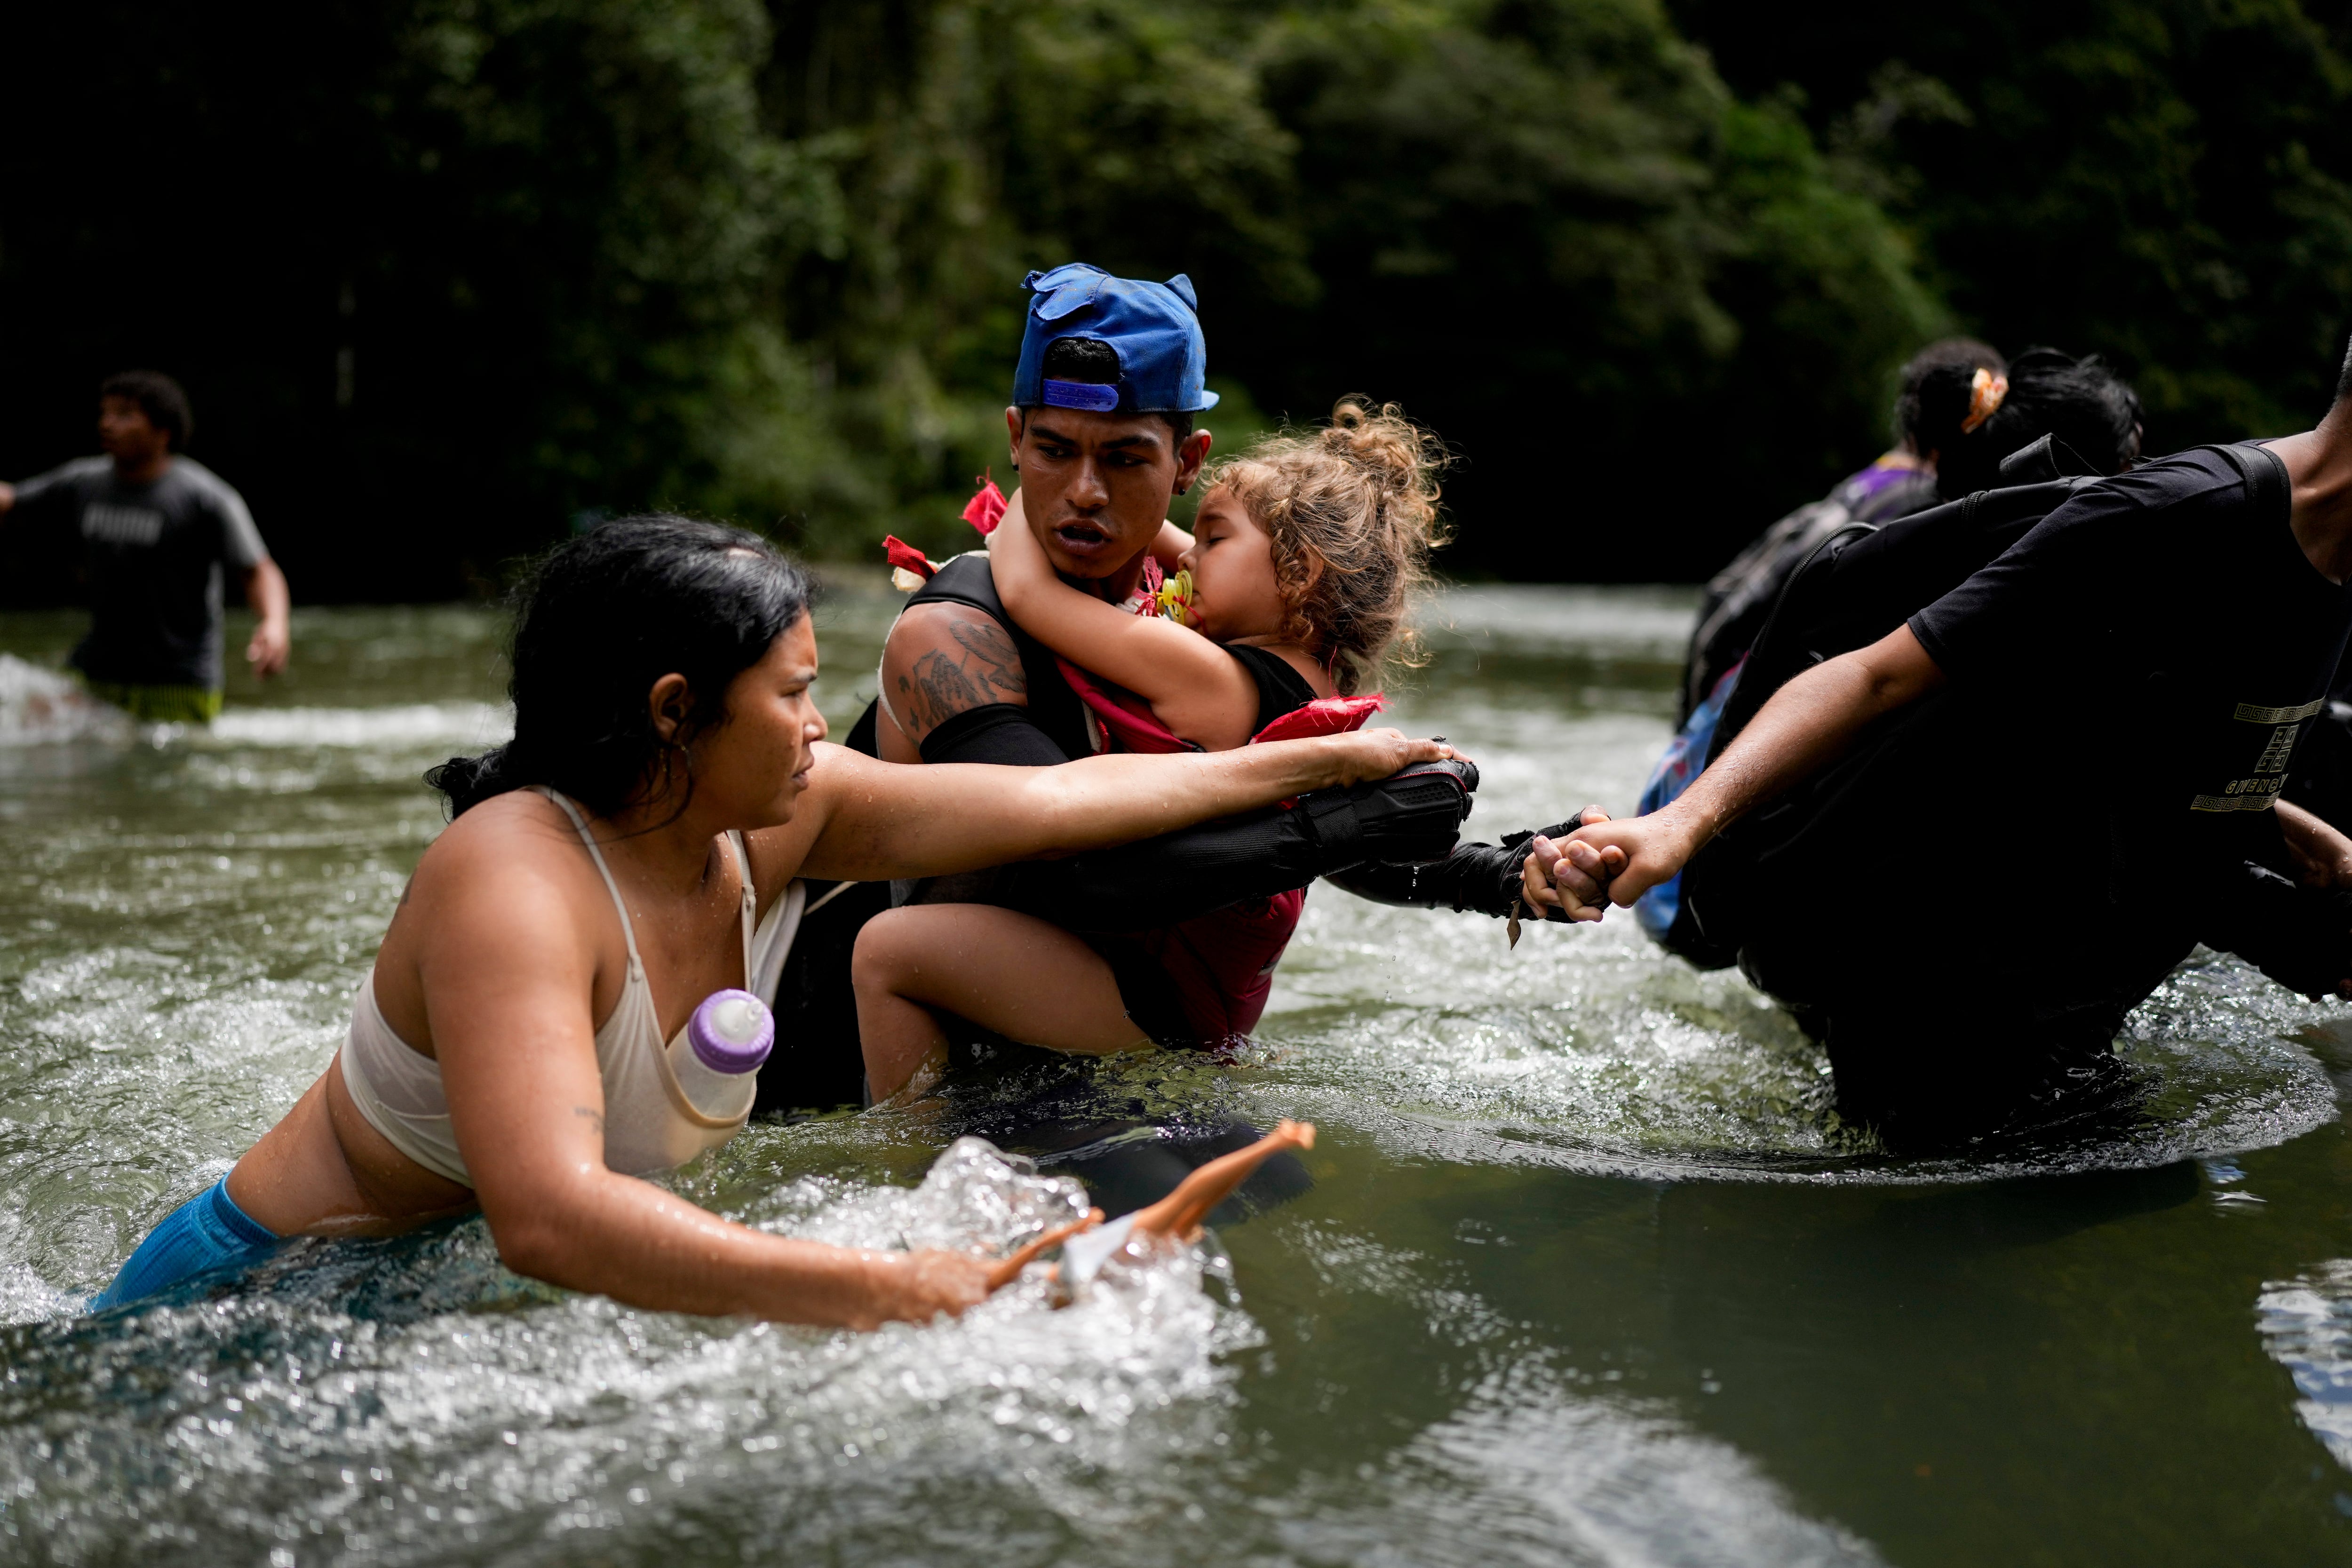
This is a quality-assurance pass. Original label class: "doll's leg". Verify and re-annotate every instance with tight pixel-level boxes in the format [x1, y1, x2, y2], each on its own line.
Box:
[1126, 1120, 1317, 1242]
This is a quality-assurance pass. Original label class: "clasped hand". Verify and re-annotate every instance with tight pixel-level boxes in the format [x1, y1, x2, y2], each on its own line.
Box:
[1518, 806, 1710, 925]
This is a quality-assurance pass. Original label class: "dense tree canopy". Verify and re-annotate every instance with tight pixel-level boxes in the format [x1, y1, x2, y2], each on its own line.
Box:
[1671, 0, 2352, 446]
[2, 0, 2347, 593]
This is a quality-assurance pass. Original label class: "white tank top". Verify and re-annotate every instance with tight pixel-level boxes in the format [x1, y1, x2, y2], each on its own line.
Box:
[336, 788, 804, 1186]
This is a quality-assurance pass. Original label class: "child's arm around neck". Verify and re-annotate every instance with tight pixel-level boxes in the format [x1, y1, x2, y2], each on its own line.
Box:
[989, 491, 1266, 750]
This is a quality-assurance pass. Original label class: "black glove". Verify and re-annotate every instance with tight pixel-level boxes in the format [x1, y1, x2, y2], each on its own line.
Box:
[1005, 758, 1481, 933]
[1325, 820, 1582, 918]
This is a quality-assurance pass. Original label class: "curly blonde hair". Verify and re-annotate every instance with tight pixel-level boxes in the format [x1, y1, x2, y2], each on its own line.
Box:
[1203, 400, 1449, 696]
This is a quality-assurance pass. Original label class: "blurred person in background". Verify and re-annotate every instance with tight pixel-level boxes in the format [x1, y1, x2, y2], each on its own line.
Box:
[1681, 344, 2143, 727]
[1678, 338, 2006, 725]
[1927, 346, 2145, 498]
[0, 370, 290, 724]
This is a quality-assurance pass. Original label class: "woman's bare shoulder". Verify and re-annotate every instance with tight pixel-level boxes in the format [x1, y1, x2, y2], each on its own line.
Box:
[374, 789, 612, 1036]
[413, 790, 588, 882]
[394, 790, 608, 945]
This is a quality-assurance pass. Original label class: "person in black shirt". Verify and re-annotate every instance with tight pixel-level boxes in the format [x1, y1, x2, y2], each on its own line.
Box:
[1631, 350, 2149, 948]
[1530, 342, 2352, 1147]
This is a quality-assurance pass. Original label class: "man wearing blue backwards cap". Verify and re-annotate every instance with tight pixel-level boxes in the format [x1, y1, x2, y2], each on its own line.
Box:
[753, 264, 1479, 1116]
[872, 261, 1217, 765]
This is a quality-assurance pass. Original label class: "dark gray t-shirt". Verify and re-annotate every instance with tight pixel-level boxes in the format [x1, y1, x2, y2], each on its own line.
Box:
[12, 456, 269, 687]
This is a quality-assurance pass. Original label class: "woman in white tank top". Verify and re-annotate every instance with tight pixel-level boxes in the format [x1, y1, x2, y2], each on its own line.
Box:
[95, 518, 1448, 1326]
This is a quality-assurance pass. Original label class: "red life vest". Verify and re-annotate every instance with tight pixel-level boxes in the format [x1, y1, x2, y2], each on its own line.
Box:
[1052, 656, 1386, 1047]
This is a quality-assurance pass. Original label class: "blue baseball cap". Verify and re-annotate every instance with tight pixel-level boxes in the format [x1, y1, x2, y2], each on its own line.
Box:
[1011, 263, 1220, 415]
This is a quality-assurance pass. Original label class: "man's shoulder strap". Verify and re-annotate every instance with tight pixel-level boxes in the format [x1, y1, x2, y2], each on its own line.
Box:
[2207, 440, 2290, 524]
[905, 551, 1008, 624]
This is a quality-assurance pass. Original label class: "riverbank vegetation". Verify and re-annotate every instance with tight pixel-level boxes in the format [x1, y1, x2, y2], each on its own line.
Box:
[3, 0, 2349, 594]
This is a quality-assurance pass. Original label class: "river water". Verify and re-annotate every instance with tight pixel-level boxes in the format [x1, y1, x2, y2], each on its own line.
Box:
[3, 582, 2352, 1566]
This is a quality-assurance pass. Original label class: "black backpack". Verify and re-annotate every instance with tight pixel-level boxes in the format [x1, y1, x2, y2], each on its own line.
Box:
[1656, 437, 2288, 971]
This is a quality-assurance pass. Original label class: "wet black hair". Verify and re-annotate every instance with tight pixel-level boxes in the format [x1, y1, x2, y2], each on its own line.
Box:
[100, 369, 193, 449]
[1894, 338, 2005, 458]
[1934, 347, 2144, 498]
[427, 516, 813, 819]
[1026, 335, 1195, 444]
[2335, 333, 2352, 404]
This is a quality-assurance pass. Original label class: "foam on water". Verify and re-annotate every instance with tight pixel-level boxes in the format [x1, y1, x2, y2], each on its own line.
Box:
[0, 1139, 1263, 1564]
[0, 654, 135, 745]
[0, 651, 509, 766]
[204, 703, 512, 750]
[1252, 884, 2342, 1185]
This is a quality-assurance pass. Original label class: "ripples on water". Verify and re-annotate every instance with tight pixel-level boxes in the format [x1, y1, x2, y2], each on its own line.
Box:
[1, 590, 2350, 1565]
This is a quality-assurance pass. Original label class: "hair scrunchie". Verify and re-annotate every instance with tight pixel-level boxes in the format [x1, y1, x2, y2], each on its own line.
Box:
[1960, 367, 2010, 434]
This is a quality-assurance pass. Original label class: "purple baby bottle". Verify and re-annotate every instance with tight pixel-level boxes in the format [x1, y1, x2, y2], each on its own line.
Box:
[667, 988, 774, 1120]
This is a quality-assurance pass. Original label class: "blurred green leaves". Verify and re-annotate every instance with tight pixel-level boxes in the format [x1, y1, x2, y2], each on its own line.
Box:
[1675, 0, 2352, 452]
[754, 0, 1946, 573]
[58, 0, 2336, 586]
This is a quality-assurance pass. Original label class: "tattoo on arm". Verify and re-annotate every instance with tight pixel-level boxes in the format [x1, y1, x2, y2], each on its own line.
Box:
[953, 619, 1027, 697]
[896, 617, 1027, 738]
[573, 1106, 606, 1136]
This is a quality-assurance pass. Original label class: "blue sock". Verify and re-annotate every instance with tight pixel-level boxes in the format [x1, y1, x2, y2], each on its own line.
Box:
[90, 1176, 284, 1312]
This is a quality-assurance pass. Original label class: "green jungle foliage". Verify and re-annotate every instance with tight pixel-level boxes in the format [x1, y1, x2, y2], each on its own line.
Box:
[1671, 0, 2352, 451]
[1, 0, 2348, 591]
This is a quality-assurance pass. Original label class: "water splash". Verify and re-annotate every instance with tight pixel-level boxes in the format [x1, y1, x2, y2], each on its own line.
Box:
[1251, 849, 2345, 1188]
[0, 654, 134, 746]
[205, 703, 511, 750]
[0, 1138, 1258, 1564]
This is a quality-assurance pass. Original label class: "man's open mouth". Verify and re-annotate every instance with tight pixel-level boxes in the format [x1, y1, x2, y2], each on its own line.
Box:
[1054, 520, 1112, 554]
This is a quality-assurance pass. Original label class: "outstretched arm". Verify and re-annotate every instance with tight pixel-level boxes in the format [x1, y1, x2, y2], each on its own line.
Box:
[0, 463, 82, 531]
[1332, 808, 1611, 922]
[989, 491, 1257, 746]
[795, 730, 1452, 883]
[1531, 624, 1946, 914]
